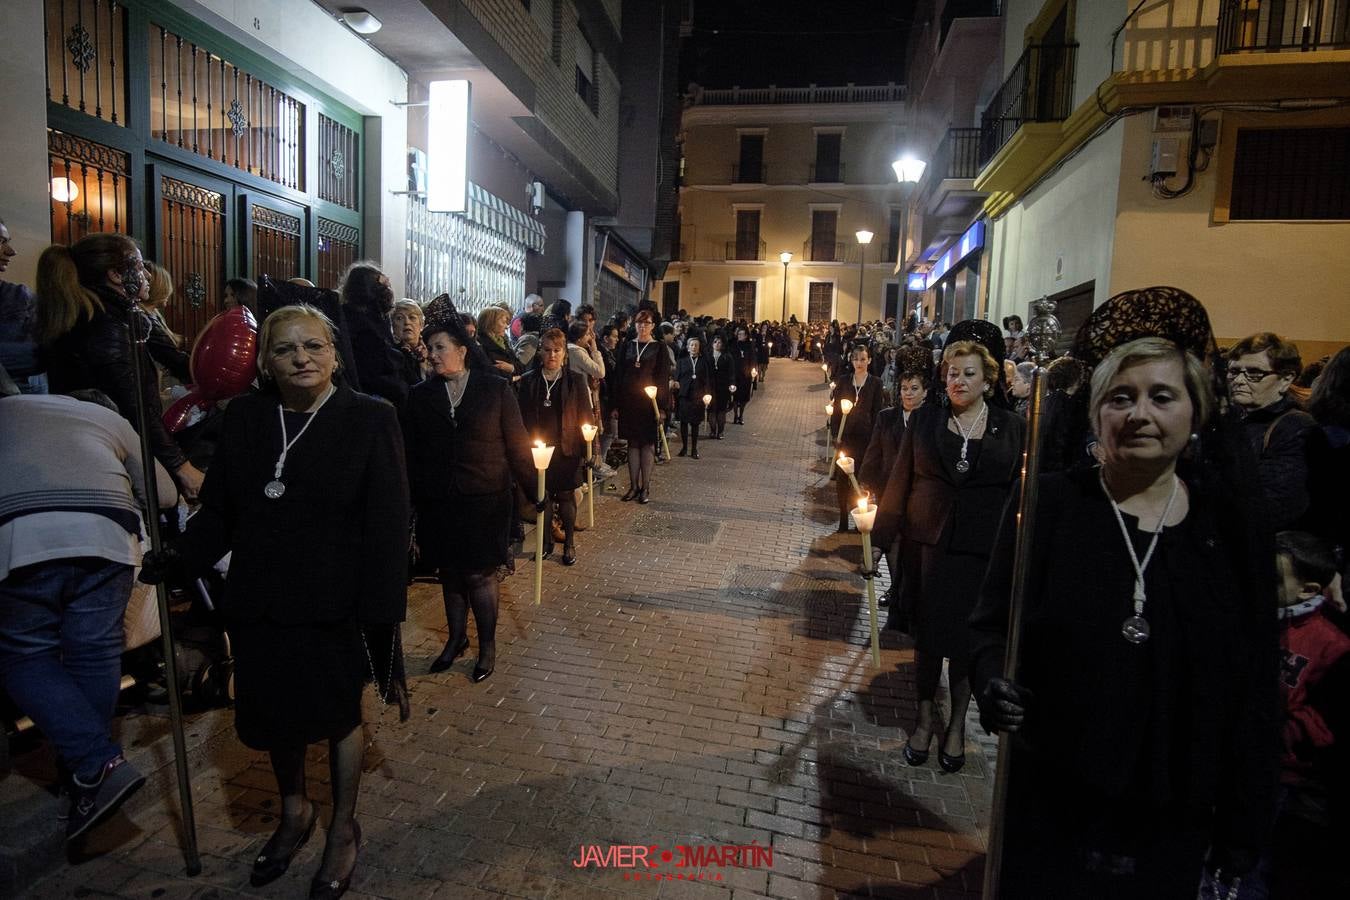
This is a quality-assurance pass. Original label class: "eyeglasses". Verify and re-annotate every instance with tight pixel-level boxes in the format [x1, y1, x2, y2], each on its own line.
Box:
[270, 339, 333, 359]
[1226, 366, 1276, 383]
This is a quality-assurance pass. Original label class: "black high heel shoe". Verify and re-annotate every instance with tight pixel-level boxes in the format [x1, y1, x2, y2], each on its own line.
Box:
[308, 820, 360, 899]
[939, 750, 966, 774]
[428, 636, 469, 674]
[252, 806, 319, 886]
[637, 487, 651, 504]
[902, 734, 930, 767]
[472, 645, 495, 683]
[621, 486, 638, 502]
[561, 545, 577, 566]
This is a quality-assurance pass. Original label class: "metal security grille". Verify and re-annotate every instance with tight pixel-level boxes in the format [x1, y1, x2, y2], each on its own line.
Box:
[318, 114, 359, 210]
[251, 205, 302, 281]
[1231, 126, 1350, 220]
[317, 218, 359, 290]
[406, 199, 527, 313]
[808, 282, 834, 322]
[149, 22, 305, 190]
[159, 175, 226, 342]
[44, 0, 127, 126]
[732, 280, 757, 321]
[47, 129, 130, 245]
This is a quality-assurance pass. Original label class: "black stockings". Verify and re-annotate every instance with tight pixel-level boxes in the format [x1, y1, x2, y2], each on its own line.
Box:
[836, 478, 855, 531]
[679, 419, 699, 454]
[546, 490, 577, 553]
[627, 444, 656, 490]
[439, 568, 499, 668]
[910, 650, 971, 758]
[265, 725, 362, 884]
[713, 409, 727, 436]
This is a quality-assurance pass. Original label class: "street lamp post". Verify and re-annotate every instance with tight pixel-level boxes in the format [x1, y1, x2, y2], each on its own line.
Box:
[854, 230, 873, 324]
[891, 155, 927, 326]
[779, 250, 792, 322]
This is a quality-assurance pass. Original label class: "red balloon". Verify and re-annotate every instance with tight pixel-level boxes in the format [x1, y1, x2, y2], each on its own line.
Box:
[162, 386, 213, 434]
[191, 306, 258, 401]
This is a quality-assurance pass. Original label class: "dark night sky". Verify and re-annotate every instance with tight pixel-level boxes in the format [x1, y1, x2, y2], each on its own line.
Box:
[679, 0, 914, 90]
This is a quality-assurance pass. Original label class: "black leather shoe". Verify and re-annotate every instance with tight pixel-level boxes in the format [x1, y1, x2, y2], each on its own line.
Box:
[690, 451, 700, 460]
[677, 447, 687, 457]
[471, 651, 495, 683]
[252, 806, 319, 887]
[428, 637, 469, 674]
[939, 751, 966, 774]
[561, 552, 577, 566]
[621, 487, 638, 502]
[308, 820, 359, 899]
[537, 544, 554, 561]
[903, 741, 929, 767]
[637, 488, 651, 504]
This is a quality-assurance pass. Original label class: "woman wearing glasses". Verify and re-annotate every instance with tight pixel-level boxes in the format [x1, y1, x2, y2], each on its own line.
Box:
[402, 296, 536, 680]
[142, 303, 410, 898]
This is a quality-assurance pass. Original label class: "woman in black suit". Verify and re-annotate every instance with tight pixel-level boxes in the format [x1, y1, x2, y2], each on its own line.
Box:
[146, 304, 410, 897]
[709, 335, 735, 439]
[875, 337, 1025, 774]
[732, 326, 756, 424]
[829, 343, 885, 532]
[403, 297, 535, 681]
[517, 328, 589, 564]
[675, 336, 714, 459]
[614, 309, 672, 503]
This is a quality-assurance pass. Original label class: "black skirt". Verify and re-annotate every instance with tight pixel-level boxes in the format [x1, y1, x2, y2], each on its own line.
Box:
[415, 488, 513, 571]
[229, 618, 366, 750]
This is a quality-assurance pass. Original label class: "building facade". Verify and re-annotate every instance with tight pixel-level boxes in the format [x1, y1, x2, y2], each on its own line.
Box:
[667, 83, 912, 324]
[978, 0, 1350, 358]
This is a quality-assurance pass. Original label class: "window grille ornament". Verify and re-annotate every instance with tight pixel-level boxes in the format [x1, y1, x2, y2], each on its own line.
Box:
[184, 272, 206, 308]
[67, 23, 96, 73]
[226, 98, 248, 138]
[330, 149, 345, 180]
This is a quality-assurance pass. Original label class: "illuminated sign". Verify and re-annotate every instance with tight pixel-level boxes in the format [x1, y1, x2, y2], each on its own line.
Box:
[922, 220, 984, 290]
[906, 273, 927, 291]
[427, 80, 470, 212]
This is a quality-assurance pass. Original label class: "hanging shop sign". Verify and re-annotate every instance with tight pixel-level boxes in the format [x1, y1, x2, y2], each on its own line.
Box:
[922, 219, 985, 290]
[603, 239, 645, 290]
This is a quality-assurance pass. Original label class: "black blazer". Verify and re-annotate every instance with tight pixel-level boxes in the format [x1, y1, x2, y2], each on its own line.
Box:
[829, 374, 885, 461]
[518, 368, 592, 459]
[675, 354, 715, 416]
[875, 402, 1025, 551]
[175, 383, 410, 625]
[710, 351, 735, 411]
[402, 370, 536, 499]
[859, 405, 911, 493]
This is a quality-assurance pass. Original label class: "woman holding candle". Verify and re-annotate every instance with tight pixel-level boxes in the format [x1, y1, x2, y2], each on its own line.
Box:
[402, 296, 536, 682]
[830, 344, 884, 533]
[874, 327, 1024, 774]
[732, 326, 756, 424]
[614, 309, 672, 503]
[518, 328, 589, 564]
[969, 289, 1275, 898]
[140, 303, 410, 896]
[675, 336, 714, 459]
[709, 335, 735, 439]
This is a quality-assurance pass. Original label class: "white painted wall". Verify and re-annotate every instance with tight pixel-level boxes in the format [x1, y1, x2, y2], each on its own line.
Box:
[0, 0, 56, 288]
[986, 119, 1125, 324]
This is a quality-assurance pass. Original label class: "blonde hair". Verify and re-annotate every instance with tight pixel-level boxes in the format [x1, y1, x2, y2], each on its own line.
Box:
[145, 261, 174, 309]
[477, 305, 509, 336]
[257, 304, 338, 380]
[392, 298, 424, 319]
[1089, 337, 1214, 436]
[34, 233, 140, 345]
[943, 340, 999, 387]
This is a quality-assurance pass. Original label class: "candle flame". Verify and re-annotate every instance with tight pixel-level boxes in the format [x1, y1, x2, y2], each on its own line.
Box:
[856, 496, 869, 513]
[534, 439, 544, 448]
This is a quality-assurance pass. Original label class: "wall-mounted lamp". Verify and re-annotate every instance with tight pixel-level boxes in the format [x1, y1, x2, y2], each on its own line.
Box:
[50, 176, 80, 203]
[338, 8, 382, 34]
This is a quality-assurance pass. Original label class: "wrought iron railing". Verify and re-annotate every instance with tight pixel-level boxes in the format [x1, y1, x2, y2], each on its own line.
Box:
[724, 239, 766, 261]
[691, 83, 906, 105]
[318, 115, 360, 211]
[45, 0, 127, 126]
[809, 161, 845, 182]
[732, 163, 767, 183]
[47, 129, 130, 245]
[317, 218, 359, 289]
[979, 43, 1078, 165]
[802, 239, 847, 263]
[1218, 0, 1350, 52]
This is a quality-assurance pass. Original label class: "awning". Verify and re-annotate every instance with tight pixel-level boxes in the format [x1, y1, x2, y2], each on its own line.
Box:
[466, 183, 547, 254]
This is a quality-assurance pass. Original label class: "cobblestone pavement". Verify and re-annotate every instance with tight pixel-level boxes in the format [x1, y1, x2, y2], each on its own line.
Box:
[22, 360, 990, 899]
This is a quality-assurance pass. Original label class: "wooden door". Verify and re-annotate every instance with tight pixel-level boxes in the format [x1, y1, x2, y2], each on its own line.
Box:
[151, 163, 234, 346]
[808, 282, 834, 322]
[243, 191, 307, 283]
[731, 280, 757, 322]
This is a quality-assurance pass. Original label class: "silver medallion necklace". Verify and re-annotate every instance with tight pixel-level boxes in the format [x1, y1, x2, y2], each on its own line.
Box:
[633, 340, 652, 370]
[1099, 468, 1182, 644]
[265, 384, 337, 499]
[541, 369, 562, 407]
[950, 403, 987, 474]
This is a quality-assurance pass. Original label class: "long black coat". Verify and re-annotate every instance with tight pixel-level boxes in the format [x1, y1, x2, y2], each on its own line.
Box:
[859, 405, 912, 494]
[732, 340, 756, 403]
[969, 467, 1277, 895]
[518, 367, 590, 490]
[829, 374, 885, 464]
[675, 353, 715, 421]
[613, 339, 673, 446]
[709, 350, 735, 412]
[175, 383, 410, 625]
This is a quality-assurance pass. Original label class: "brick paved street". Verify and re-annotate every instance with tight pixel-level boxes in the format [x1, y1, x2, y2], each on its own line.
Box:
[18, 360, 991, 899]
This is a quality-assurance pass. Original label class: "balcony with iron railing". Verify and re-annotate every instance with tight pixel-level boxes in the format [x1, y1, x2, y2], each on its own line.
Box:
[978, 43, 1078, 165]
[723, 239, 767, 261]
[802, 239, 852, 263]
[808, 161, 846, 183]
[689, 83, 906, 106]
[1218, 0, 1350, 53]
[925, 127, 983, 189]
[731, 163, 768, 183]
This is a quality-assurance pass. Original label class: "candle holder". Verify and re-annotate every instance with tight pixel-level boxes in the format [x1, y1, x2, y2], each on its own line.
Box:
[824, 402, 834, 457]
[580, 423, 598, 530]
[836, 398, 853, 444]
[644, 385, 672, 462]
[853, 495, 882, 668]
[835, 452, 861, 495]
[530, 440, 555, 604]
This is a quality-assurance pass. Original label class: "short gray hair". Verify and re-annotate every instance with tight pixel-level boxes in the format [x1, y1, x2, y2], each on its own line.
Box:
[1088, 337, 1213, 436]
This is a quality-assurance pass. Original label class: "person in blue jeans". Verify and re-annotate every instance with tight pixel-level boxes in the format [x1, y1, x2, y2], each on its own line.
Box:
[0, 379, 163, 840]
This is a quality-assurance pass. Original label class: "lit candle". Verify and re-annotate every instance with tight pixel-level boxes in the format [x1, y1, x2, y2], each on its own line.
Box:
[702, 393, 712, 426]
[853, 495, 881, 668]
[581, 423, 598, 530]
[836, 397, 853, 444]
[836, 452, 860, 495]
[824, 402, 834, 456]
[531, 439, 555, 605]
[644, 385, 671, 461]
[751, 367, 758, 380]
